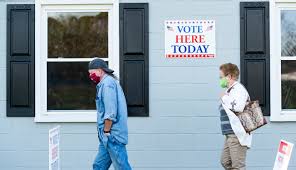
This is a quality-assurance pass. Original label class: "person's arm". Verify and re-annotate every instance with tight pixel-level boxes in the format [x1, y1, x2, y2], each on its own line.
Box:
[102, 83, 118, 133]
[221, 85, 248, 113]
[104, 119, 113, 133]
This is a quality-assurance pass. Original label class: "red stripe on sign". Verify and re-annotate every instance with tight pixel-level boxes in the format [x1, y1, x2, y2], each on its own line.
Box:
[165, 54, 215, 58]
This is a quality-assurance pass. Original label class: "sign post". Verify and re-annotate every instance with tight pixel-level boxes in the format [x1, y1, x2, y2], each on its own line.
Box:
[273, 140, 294, 170]
[49, 126, 60, 170]
[165, 20, 215, 58]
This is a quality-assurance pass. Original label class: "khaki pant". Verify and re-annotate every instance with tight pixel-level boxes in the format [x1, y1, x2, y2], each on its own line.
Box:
[221, 134, 248, 170]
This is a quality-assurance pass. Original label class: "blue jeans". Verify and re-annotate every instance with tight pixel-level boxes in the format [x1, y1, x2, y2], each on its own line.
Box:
[93, 135, 132, 170]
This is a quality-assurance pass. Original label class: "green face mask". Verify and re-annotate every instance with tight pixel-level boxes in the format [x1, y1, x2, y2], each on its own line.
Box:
[220, 77, 228, 88]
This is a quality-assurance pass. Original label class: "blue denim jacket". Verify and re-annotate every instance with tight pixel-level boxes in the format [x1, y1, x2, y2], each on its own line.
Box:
[95, 74, 128, 145]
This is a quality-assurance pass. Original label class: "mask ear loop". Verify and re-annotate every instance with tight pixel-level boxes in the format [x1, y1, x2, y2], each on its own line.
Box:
[225, 74, 231, 80]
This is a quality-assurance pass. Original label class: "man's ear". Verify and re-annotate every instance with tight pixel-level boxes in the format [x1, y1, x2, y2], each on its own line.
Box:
[97, 69, 103, 77]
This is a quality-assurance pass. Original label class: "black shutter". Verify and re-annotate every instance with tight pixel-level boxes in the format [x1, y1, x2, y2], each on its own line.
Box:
[119, 3, 149, 117]
[240, 2, 270, 116]
[7, 4, 35, 117]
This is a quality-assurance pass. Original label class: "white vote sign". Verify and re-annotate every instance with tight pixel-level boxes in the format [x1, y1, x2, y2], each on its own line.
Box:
[165, 20, 216, 58]
[49, 126, 60, 170]
[273, 140, 294, 170]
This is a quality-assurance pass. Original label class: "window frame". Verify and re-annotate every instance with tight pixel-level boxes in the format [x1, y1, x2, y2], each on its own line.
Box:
[270, 0, 296, 121]
[35, 0, 120, 122]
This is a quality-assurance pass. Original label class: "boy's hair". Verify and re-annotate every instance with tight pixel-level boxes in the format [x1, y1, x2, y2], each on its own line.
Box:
[219, 63, 240, 80]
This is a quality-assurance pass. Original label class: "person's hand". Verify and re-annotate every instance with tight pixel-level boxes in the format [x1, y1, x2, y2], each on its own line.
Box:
[104, 130, 111, 136]
[104, 132, 111, 137]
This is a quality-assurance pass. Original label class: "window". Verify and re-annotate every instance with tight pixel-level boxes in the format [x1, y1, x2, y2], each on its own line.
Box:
[271, 1, 296, 121]
[35, 0, 119, 122]
[280, 10, 296, 110]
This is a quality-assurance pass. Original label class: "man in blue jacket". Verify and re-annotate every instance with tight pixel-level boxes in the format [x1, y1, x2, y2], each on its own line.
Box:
[88, 58, 132, 170]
